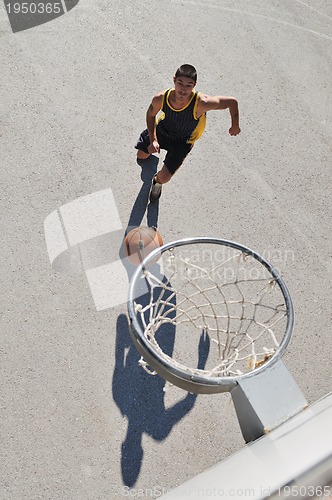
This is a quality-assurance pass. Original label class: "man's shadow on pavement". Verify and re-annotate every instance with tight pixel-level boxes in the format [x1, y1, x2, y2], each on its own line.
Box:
[112, 315, 210, 487]
[113, 272, 210, 486]
[113, 155, 209, 486]
[126, 156, 160, 232]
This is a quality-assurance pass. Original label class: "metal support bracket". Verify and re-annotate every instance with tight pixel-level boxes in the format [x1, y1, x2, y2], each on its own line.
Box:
[231, 360, 308, 442]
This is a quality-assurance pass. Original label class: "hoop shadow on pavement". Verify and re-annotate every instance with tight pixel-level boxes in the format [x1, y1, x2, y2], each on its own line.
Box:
[4, 0, 80, 33]
[113, 284, 210, 486]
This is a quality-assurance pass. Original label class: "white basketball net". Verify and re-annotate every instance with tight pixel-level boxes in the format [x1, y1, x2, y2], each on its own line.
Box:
[132, 243, 289, 378]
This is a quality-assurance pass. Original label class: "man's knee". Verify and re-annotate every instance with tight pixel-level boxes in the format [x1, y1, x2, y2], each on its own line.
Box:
[156, 165, 173, 184]
[137, 150, 150, 160]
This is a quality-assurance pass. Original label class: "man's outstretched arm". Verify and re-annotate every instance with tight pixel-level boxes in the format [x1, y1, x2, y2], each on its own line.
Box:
[198, 95, 241, 136]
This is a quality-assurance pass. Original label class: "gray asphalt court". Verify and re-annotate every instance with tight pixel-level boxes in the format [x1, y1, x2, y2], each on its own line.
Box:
[1, 1, 332, 499]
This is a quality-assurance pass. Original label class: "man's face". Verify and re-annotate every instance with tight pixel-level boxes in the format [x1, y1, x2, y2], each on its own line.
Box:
[173, 76, 196, 100]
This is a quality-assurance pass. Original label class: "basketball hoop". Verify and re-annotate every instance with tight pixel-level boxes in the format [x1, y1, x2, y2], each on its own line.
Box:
[127, 238, 294, 394]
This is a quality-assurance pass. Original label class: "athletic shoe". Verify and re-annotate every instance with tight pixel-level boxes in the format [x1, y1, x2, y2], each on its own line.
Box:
[149, 178, 162, 203]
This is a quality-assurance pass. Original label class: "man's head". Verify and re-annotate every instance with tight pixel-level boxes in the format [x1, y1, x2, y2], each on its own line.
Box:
[173, 64, 197, 100]
[174, 64, 197, 84]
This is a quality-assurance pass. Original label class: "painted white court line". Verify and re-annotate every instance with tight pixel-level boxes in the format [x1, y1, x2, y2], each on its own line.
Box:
[58, 189, 122, 247]
[59, 0, 68, 14]
[44, 188, 163, 310]
[292, 0, 332, 22]
[170, 0, 332, 41]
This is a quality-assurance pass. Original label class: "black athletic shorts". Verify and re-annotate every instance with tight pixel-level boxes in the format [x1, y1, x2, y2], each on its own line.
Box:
[135, 127, 193, 175]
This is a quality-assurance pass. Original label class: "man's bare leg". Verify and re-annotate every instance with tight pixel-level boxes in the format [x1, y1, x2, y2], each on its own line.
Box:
[154, 164, 173, 184]
[149, 164, 173, 202]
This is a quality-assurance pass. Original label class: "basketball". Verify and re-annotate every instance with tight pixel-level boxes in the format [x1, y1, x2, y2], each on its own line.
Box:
[123, 226, 163, 266]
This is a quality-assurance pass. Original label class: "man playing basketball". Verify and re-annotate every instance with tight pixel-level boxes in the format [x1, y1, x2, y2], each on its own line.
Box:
[135, 64, 241, 202]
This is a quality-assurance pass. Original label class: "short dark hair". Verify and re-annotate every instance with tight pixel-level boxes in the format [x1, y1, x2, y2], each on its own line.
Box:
[175, 64, 197, 83]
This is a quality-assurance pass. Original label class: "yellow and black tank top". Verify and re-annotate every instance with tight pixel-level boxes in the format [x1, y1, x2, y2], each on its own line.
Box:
[157, 88, 206, 144]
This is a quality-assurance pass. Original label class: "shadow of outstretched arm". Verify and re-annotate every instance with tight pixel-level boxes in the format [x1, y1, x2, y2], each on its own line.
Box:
[148, 331, 211, 440]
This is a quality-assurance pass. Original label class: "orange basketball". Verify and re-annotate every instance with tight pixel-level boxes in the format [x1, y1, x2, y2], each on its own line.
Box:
[124, 226, 163, 266]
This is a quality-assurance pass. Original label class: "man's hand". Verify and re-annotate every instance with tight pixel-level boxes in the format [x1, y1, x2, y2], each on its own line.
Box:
[148, 140, 160, 154]
[229, 125, 241, 136]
